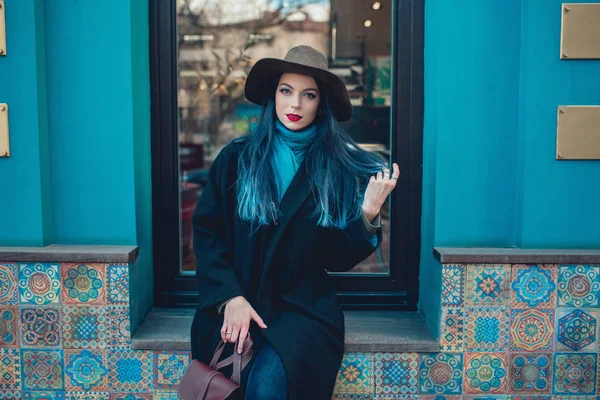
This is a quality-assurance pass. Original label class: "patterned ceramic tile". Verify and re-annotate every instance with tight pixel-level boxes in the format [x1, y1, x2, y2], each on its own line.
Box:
[332, 395, 372, 400]
[19, 306, 61, 347]
[334, 353, 374, 395]
[109, 394, 152, 400]
[106, 264, 129, 305]
[64, 392, 109, 400]
[552, 353, 597, 394]
[510, 265, 557, 308]
[508, 397, 551, 400]
[0, 390, 22, 399]
[62, 306, 107, 349]
[509, 309, 554, 351]
[106, 306, 130, 348]
[64, 349, 109, 391]
[418, 353, 463, 394]
[0, 348, 21, 390]
[440, 308, 464, 352]
[374, 396, 418, 399]
[0, 263, 19, 305]
[374, 353, 418, 394]
[557, 265, 600, 308]
[18, 263, 61, 305]
[153, 351, 189, 390]
[151, 391, 178, 400]
[463, 397, 508, 400]
[23, 392, 65, 400]
[442, 265, 465, 307]
[0, 306, 19, 347]
[555, 309, 598, 352]
[107, 349, 152, 392]
[463, 352, 508, 394]
[61, 263, 106, 305]
[419, 396, 462, 400]
[21, 349, 64, 390]
[465, 307, 509, 352]
[553, 397, 598, 400]
[466, 264, 511, 307]
[508, 353, 552, 394]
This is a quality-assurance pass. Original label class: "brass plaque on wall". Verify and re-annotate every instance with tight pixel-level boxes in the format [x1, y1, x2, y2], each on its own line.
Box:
[560, 3, 600, 59]
[556, 106, 600, 160]
[0, 1, 6, 56]
[0, 104, 9, 157]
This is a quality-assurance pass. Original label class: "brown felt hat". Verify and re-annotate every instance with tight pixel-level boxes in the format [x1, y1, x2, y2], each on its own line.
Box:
[244, 45, 352, 122]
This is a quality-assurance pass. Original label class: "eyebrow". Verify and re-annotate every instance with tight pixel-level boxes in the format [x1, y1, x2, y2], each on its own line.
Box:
[279, 82, 319, 93]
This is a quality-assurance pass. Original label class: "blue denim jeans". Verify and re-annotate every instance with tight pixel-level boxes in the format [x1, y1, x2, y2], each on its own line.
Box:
[245, 341, 288, 400]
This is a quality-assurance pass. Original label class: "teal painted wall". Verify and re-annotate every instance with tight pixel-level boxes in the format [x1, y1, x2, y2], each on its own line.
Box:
[420, 0, 600, 336]
[0, 0, 52, 246]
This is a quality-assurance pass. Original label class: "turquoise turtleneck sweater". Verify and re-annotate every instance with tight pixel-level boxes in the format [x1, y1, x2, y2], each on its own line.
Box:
[271, 118, 318, 202]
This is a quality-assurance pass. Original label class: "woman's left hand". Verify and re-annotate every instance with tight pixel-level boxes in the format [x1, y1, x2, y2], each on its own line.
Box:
[362, 163, 400, 221]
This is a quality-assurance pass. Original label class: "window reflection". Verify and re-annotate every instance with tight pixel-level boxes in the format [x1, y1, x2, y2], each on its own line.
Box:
[177, 0, 392, 274]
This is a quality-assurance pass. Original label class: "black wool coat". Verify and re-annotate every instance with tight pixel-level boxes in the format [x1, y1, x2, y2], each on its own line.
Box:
[190, 139, 381, 400]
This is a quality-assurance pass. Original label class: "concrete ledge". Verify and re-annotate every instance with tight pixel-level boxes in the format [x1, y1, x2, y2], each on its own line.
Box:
[0, 245, 139, 263]
[132, 308, 439, 353]
[434, 247, 600, 264]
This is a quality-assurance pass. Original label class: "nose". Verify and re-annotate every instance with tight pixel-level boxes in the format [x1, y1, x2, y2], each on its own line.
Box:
[290, 94, 301, 109]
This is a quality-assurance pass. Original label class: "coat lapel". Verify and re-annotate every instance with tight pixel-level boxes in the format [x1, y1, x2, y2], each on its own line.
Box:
[258, 164, 312, 295]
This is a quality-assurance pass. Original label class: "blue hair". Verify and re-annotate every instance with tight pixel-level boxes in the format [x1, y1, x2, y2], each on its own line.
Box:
[236, 91, 386, 232]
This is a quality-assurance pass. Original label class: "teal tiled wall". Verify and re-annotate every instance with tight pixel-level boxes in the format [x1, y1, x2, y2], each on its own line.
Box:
[2, 261, 600, 399]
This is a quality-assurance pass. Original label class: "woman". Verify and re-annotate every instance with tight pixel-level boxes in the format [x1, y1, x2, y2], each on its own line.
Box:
[190, 45, 399, 400]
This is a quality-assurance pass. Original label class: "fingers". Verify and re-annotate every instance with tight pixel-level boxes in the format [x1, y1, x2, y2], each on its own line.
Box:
[221, 321, 231, 342]
[252, 311, 268, 329]
[237, 325, 249, 354]
[229, 324, 241, 344]
[392, 163, 400, 179]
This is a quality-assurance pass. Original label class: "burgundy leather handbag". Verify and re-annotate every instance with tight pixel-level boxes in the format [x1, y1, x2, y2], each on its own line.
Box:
[178, 334, 253, 400]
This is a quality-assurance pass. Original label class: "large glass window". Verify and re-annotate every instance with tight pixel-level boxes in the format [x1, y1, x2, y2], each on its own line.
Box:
[150, 0, 423, 309]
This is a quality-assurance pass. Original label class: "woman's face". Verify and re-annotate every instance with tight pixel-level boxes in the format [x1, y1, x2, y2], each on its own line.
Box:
[275, 72, 320, 131]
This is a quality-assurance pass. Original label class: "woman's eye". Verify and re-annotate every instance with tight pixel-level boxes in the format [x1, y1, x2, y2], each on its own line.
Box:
[280, 88, 291, 94]
[305, 93, 316, 99]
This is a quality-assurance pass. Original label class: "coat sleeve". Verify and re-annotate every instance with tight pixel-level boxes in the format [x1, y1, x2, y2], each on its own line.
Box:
[192, 149, 246, 311]
[324, 210, 383, 272]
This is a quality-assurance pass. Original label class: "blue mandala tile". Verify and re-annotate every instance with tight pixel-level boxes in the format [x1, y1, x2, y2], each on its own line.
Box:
[508, 397, 551, 400]
[374, 396, 417, 399]
[64, 349, 109, 392]
[508, 353, 552, 394]
[0, 263, 19, 305]
[19, 306, 61, 347]
[108, 349, 152, 392]
[0, 306, 19, 347]
[20, 349, 64, 391]
[153, 351, 189, 390]
[107, 264, 129, 305]
[18, 263, 61, 305]
[419, 396, 462, 400]
[61, 263, 107, 305]
[0, 348, 21, 391]
[442, 265, 465, 307]
[418, 353, 463, 394]
[463, 352, 508, 394]
[64, 392, 109, 400]
[509, 309, 554, 352]
[464, 396, 508, 400]
[374, 353, 419, 395]
[62, 306, 107, 349]
[464, 307, 509, 352]
[466, 264, 511, 307]
[552, 352, 597, 395]
[510, 265, 557, 308]
[334, 353, 374, 395]
[23, 392, 65, 400]
[555, 309, 598, 352]
[557, 265, 600, 308]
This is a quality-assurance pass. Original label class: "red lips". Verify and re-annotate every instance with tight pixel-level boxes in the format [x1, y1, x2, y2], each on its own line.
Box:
[286, 114, 302, 122]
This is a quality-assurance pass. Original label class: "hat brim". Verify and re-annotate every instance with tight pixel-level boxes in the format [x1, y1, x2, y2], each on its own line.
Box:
[244, 58, 353, 122]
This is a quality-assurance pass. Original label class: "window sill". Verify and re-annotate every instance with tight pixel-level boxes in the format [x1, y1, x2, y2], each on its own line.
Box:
[0, 244, 139, 263]
[434, 246, 600, 264]
[131, 308, 439, 353]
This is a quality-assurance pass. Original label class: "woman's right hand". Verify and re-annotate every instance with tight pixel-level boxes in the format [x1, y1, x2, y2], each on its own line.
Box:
[221, 296, 268, 354]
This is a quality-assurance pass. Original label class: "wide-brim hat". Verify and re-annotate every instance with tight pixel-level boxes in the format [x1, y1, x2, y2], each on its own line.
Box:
[244, 45, 352, 122]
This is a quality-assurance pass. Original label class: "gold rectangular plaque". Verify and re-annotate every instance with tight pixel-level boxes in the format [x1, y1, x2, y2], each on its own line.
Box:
[0, 104, 9, 157]
[560, 3, 600, 59]
[556, 106, 600, 160]
[0, 1, 5, 56]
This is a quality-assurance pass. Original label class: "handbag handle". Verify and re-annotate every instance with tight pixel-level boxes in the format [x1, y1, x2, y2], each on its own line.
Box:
[208, 334, 253, 385]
